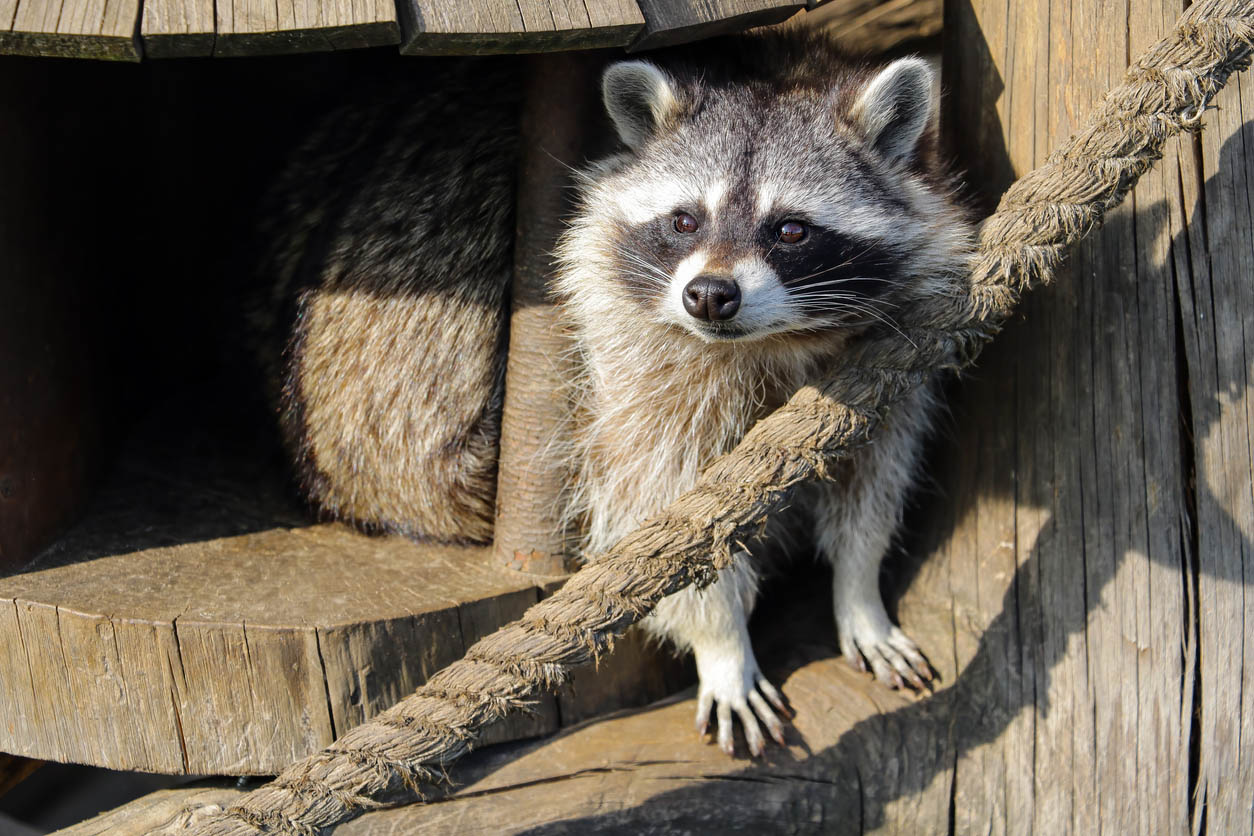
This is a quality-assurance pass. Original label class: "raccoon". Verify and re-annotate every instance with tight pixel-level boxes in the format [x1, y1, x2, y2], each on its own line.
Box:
[251, 63, 520, 544]
[261, 34, 972, 756]
[555, 37, 972, 755]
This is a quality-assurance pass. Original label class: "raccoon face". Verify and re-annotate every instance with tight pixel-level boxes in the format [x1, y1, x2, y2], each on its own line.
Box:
[579, 55, 945, 345]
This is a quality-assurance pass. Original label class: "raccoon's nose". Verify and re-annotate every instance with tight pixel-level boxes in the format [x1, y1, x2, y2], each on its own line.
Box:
[682, 276, 741, 321]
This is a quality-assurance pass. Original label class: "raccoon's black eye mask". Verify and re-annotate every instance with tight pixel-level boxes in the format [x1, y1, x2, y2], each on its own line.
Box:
[768, 227, 904, 299]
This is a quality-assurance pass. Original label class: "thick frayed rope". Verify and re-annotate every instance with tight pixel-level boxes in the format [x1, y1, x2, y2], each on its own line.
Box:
[182, 2, 1254, 833]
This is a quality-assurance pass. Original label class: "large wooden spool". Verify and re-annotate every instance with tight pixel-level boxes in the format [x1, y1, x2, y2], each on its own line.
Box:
[0, 0, 861, 780]
[5, 0, 1253, 831]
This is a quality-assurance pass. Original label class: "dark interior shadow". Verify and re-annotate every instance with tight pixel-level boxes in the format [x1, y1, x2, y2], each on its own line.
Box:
[1, 49, 527, 573]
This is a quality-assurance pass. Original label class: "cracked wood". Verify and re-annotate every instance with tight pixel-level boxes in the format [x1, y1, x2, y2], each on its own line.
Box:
[399, 0, 645, 55]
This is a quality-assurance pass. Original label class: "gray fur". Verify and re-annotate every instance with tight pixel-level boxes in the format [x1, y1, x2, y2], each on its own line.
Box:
[556, 36, 973, 755]
[254, 63, 519, 544]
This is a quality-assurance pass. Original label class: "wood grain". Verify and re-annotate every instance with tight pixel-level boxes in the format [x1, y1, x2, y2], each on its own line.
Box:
[0, 420, 557, 775]
[1176, 52, 1254, 836]
[491, 53, 606, 577]
[399, 0, 644, 55]
[630, 0, 803, 51]
[0, 405, 686, 774]
[213, 0, 399, 57]
[0, 522, 551, 774]
[0, 0, 140, 59]
[140, 0, 213, 57]
[57, 576, 950, 834]
[800, 0, 940, 54]
[935, 0, 1234, 832]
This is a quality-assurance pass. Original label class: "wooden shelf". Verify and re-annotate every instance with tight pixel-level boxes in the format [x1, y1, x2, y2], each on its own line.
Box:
[0, 395, 687, 775]
[0, 0, 821, 60]
[0, 410, 554, 775]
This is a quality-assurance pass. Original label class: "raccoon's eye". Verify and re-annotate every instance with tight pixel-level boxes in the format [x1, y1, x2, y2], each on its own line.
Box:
[778, 221, 807, 244]
[673, 212, 699, 234]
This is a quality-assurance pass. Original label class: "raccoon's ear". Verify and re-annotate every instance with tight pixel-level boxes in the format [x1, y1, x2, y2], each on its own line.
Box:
[602, 60, 681, 150]
[850, 57, 936, 163]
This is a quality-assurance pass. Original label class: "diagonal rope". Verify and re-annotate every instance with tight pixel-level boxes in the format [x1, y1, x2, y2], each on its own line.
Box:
[182, 1, 1254, 833]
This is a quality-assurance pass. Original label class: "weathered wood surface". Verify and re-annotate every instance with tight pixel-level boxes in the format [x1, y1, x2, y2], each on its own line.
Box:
[56, 571, 957, 834]
[491, 53, 603, 577]
[0, 0, 839, 58]
[138, 0, 212, 56]
[803, 0, 939, 54]
[0, 0, 140, 59]
[398, 0, 645, 55]
[0, 420, 554, 776]
[212, 0, 399, 56]
[630, 0, 803, 51]
[935, 0, 1250, 831]
[0, 405, 686, 775]
[1177, 44, 1254, 834]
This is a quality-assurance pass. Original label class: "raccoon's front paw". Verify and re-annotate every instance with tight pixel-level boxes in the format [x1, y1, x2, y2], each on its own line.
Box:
[694, 655, 788, 757]
[838, 610, 933, 691]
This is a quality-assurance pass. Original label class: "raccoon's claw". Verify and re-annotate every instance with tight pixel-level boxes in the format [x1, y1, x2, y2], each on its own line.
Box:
[840, 621, 934, 692]
[695, 673, 787, 758]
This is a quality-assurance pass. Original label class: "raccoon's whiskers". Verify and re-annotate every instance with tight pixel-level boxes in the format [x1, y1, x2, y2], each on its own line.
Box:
[795, 297, 918, 348]
[784, 245, 879, 286]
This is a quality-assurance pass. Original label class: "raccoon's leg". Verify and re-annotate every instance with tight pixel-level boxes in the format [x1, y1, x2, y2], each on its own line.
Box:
[643, 551, 787, 757]
[814, 383, 936, 690]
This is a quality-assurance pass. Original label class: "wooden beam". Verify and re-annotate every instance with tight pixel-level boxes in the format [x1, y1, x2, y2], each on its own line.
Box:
[399, 0, 644, 55]
[0, 0, 140, 60]
[491, 52, 606, 577]
[629, 0, 803, 52]
[212, 0, 399, 57]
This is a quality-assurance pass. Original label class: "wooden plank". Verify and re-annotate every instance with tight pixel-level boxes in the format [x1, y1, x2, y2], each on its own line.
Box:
[0, 418, 558, 774]
[399, 0, 644, 55]
[0, 0, 140, 59]
[57, 574, 956, 834]
[140, 0, 214, 57]
[937, 0, 1201, 832]
[629, 0, 803, 52]
[1177, 55, 1254, 836]
[801, 0, 940, 54]
[58, 784, 245, 836]
[213, 0, 399, 57]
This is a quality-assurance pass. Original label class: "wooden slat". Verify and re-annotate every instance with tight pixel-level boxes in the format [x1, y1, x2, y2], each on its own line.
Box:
[629, 0, 803, 52]
[0, 0, 140, 59]
[140, 0, 213, 57]
[802, 0, 940, 54]
[213, 0, 399, 57]
[937, 0, 1216, 832]
[1177, 53, 1254, 835]
[399, 0, 645, 55]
